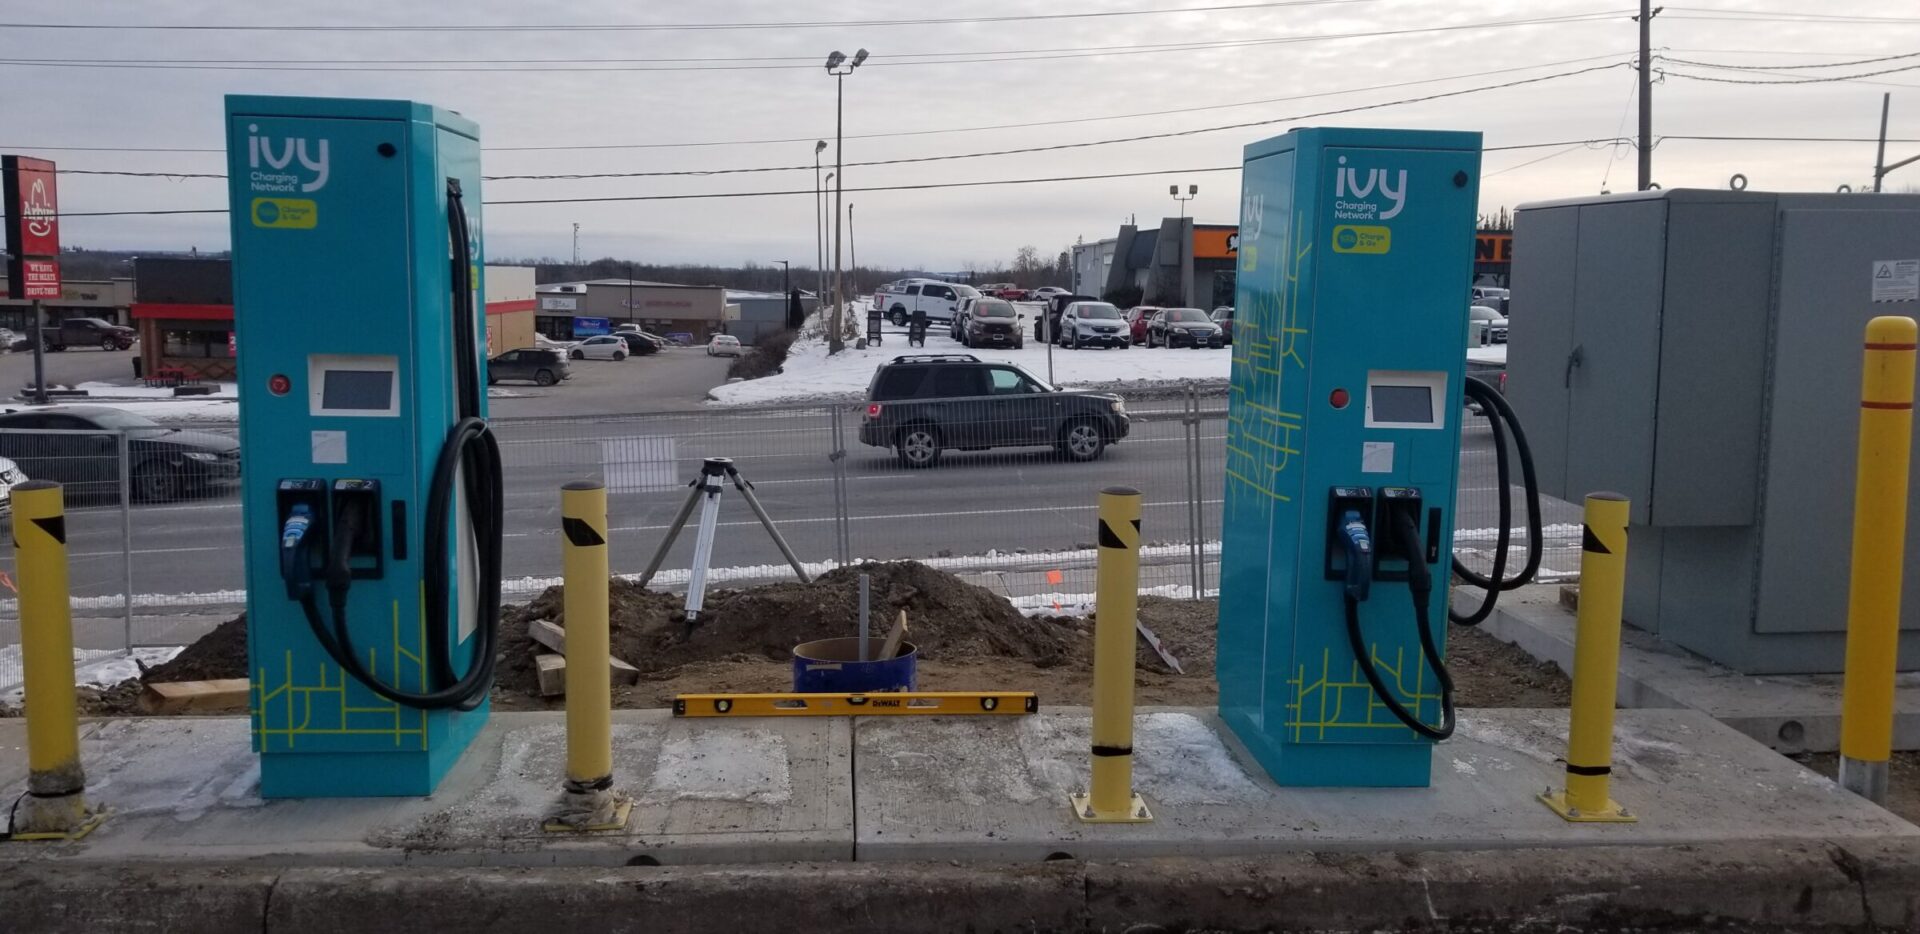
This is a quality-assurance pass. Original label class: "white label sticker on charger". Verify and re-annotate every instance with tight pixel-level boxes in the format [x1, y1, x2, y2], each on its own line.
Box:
[311, 430, 347, 465]
[1872, 259, 1920, 303]
[1362, 441, 1394, 474]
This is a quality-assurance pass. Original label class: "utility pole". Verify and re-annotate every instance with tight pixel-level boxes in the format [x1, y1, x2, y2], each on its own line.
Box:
[813, 141, 827, 303]
[777, 259, 790, 296]
[1636, 2, 1661, 191]
[572, 223, 580, 265]
[848, 203, 857, 300]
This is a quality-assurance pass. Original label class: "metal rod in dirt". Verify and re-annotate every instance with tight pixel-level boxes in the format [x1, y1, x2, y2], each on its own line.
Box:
[636, 480, 704, 588]
[730, 469, 813, 584]
[830, 407, 851, 566]
[859, 573, 870, 662]
[118, 429, 133, 653]
[684, 485, 723, 618]
[1184, 382, 1202, 598]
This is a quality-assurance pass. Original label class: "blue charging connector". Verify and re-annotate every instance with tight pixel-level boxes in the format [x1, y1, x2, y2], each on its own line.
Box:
[280, 504, 315, 601]
[1339, 509, 1373, 602]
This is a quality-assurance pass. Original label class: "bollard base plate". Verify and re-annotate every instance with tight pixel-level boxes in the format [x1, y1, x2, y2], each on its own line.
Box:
[542, 795, 633, 834]
[1069, 792, 1154, 823]
[8, 805, 107, 842]
[1538, 790, 1637, 823]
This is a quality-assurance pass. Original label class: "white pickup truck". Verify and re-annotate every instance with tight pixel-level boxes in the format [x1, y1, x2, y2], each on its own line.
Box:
[877, 279, 980, 326]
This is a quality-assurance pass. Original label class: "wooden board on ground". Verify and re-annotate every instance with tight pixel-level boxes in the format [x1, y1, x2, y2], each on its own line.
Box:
[879, 610, 909, 659]
[535, 654, 568, 697]
[142, 678, 251, 714]
[526, 618, 641, 686]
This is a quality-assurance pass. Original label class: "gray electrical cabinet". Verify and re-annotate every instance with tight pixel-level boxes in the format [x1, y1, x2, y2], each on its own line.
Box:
[1508, 189, 1920, 674]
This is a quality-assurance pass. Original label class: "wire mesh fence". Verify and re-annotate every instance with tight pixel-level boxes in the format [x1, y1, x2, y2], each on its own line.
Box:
[0, 382, 1565, 693]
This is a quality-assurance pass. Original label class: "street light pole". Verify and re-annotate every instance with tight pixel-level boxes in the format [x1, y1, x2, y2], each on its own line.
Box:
[825, 48, 868, 354]
[777, 259, 790, 296]
[1171, 183, 1197, 221]
[848, 203, 857, 300]
[813, 141, 827, 304]
[572, 223, 580, 265]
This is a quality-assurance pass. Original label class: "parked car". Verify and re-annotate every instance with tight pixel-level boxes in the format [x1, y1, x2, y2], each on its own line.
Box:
[858, 353, 1130, 467]
[707, 334, 743, 356]
[0, 328, 15, 352]
[1469, 304, 1508, 344]
[1124, 306, 1162, 345]
[1471, 285, 1510, 303]
[1035, 293, 1098, 342]
[0, 455, 24, 518]
[978, 283, 1029, 301]
[1210, 306, 1235, 344]
[1059, 301, 1129, 349]
[613, 331, 661, 355]
[883, 279, 975, 326]
[1147, 308, 1225, 348]
[534, 333, 578, 352]
[569, 335, 630, 360]
[488, 347, 571, 386]
[0, 405, 239, 502]
[1029, 286, 1070, 303]
[960, 298, 1023, 349]
[41, 317, 135, 352]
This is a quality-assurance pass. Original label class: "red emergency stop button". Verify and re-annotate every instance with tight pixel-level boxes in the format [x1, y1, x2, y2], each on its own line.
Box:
[268, 374, 292, 396]
[1329, 387, 1350, 409]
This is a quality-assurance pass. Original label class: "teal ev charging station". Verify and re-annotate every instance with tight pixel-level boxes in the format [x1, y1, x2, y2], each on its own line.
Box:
[1217, 127, 1528, 788]
[225, 96, 503, 798]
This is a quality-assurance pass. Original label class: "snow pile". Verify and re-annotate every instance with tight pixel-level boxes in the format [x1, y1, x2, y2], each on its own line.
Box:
[70, 381, 238, 422]
[0, 645, 182, 697]
[707, 332, 1230, 406]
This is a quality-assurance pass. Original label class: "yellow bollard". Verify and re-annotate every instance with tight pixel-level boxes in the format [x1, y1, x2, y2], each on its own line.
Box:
[543, 480, 631, 833]
[1540, 491, 1637, 823]
[1071, 486, 1153, 823]
[1839, 316, 1918, 805]
[9, 480, 104, 841]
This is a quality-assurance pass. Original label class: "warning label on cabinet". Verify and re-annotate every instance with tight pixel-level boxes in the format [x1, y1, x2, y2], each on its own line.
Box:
[1872, 259, 1919, 303]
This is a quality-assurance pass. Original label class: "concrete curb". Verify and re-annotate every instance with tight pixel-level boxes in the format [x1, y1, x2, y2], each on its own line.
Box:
[7, 838, 1920, 932]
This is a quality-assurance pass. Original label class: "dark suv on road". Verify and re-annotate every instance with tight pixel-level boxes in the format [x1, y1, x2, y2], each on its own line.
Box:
[859, 354, 1131, 467]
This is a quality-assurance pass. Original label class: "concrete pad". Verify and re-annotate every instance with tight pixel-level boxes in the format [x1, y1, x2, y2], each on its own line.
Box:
[1488, 587, 1920, 754]
[0, 710, 850, 866]
[852, 706, 1918, 861]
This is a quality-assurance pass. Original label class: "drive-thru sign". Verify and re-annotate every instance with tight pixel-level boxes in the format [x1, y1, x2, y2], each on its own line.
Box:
[3, 155, 60, 300]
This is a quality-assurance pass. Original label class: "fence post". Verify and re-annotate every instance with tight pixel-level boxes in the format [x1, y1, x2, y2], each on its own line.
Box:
[118, 428, 133, 652]
[830, 406, 851, 567]
[1071, 486, 1153, 823]
[1539, 491, 1636, 823]
[1839, 315, 1918, 805]
[1184, 382, 1202, 598]
[545, 480, 630, 833]
[8, 480, 106, 841]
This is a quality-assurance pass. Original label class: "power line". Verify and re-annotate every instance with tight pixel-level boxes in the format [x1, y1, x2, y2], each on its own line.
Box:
[1662, 8, 1920, 25]
[0, 12, 1627, 74]
[1660, 61, 1920, 84]
[0, 0, 1376, 33]
[11, 49, 1634, 157]
[52, 64, 1630, 184]
[1658, 49, 1920, 71]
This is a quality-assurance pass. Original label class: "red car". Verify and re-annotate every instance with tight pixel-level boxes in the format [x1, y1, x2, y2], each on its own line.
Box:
[979, 282, 1028, 301]
[1125, 306, 1161, 345]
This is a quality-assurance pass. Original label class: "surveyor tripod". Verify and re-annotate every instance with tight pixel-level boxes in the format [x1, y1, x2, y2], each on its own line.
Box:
[637, 457, 810, 626]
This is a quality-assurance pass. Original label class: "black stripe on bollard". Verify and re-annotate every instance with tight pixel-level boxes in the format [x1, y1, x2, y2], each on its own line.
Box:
[1098, 519, 1126, 549]
[31, 515, 65, 546]
[1581, 524, 1609, 554]
[1564, 763, 1612, 777]
[1091, 745, 1133, 757]
[562, 517, 605, 547]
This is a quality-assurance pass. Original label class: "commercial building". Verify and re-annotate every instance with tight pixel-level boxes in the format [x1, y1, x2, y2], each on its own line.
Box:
[1070, 239, 1116, 297]
[1079, 219, 1239, 310]
[722, 289, 812, 346]
[0, 275, 135, 333]
[128, 257, 540, 382]
[535, 279, 728, 342]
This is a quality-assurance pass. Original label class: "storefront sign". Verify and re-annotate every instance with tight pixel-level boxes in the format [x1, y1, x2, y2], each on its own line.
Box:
[4, 155, 60, 300]
[541, 295, 578, 311]
[573, 315, 610, 336]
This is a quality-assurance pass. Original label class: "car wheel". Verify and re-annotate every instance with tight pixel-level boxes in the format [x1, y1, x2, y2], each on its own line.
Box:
[614, 350, 626, 360]
[1059, 420, 1106, 462]
[570, 349, 584, 360]
[890, 308, 908, 327]
[101, 336, 117, 350]
[896, 424, 942, 468]
[535, 369, 556, 386]
[1146, 331, 1157, 348]
[1117, 339, 1128, 350]
[133, 460, 179, 503]
[487, 374, 498, 386]
[1015, 338, 1024, 349]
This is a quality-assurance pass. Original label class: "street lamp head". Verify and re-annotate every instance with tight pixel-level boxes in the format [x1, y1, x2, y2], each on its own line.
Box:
[815, 140, 828, 153]
[825, 50, 846, 70]
[1169, 184, 1179, 196]
[1188, 184, 1199, 196]
[851, 48, 869, 67]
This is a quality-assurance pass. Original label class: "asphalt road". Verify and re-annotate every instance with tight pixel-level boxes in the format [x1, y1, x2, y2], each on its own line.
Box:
[0, 343, 139, 396]
[20, 398, 1578, 611]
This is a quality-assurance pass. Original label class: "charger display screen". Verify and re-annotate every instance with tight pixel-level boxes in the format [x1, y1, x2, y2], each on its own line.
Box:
[1369, 384, 1434, 424]
[321, 370, 395, 411]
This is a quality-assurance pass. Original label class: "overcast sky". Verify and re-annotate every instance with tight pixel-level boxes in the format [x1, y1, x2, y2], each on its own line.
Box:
[5, 0, 1917, 269]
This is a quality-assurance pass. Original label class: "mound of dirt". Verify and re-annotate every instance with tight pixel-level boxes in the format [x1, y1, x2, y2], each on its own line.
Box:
[494, 561, 1072, 699]
[142, 613, 248, 683]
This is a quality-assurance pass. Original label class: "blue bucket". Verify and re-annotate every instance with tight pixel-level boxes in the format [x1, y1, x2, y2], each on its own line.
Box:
[792, 637, 918, 693]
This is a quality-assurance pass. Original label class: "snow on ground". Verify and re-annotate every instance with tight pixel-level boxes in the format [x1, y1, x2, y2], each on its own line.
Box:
[68, 381, 240, 422]
[708, 332, 1230, 405]
[1467, 344, 1507, 365]
[0, 645, 182, 697]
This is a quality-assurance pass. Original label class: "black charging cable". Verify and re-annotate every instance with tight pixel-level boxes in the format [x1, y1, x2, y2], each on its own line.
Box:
[1343, 507, 1457, 741]
[1449, 376, 1543, 626]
